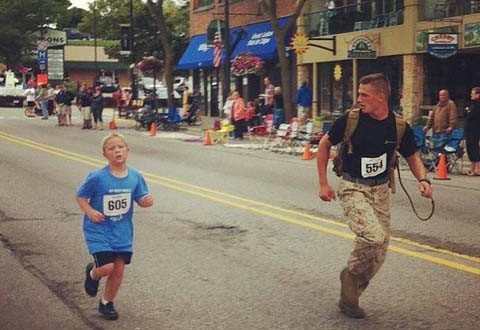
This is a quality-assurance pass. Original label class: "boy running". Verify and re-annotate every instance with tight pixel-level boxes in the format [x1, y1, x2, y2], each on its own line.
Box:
[76, 133, 154, 320]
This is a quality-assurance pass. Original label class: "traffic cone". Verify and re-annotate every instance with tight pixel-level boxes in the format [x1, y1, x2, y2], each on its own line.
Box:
[434, 153, 450, 180]
[204, 130, 213, 146]
[150, 122, 157, 136]
[109, 109, 118, 129]
[302, 143, 313, 160]
[109, 119, 117, 130]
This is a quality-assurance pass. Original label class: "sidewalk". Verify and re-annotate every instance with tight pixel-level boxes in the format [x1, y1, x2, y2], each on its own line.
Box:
[105, 108, 475, 175]
[0, 244, 86, 330]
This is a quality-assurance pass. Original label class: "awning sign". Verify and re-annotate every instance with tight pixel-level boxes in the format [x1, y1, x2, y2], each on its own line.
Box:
[428, 33, 458, 59]
[347, 37, 377, 59]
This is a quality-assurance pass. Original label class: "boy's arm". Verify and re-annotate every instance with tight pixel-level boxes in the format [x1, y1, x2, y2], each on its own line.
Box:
[137, 194, 154, 208]
[76, 197, 105, 223]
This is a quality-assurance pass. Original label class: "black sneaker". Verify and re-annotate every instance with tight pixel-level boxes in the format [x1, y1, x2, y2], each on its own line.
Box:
[84, 263, 99, 297]
[98, 301, 119, 320]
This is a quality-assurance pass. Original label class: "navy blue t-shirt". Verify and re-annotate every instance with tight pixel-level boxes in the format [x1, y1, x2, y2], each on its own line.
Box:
[328, 111, 417, 179]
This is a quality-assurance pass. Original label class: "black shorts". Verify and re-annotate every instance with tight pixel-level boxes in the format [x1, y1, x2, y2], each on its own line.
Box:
[27, 101, 35, 107]
[92, 251, 133, 267]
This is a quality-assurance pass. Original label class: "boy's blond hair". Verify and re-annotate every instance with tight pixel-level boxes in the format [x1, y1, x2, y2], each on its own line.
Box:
[101, 133, 128, 151]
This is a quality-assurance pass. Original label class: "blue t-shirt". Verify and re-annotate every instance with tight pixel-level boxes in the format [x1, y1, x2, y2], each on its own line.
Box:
[76, 166, 149, 254]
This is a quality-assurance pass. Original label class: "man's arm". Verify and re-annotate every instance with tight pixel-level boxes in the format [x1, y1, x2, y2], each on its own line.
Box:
[423, 109, 434, 133]
[316, 134, 336, 201]
[447, 101, 457, 132]
[405, 152, 433, 198]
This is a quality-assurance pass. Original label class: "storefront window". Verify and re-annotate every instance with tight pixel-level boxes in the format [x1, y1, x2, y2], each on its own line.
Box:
[317, 56, 402, 114]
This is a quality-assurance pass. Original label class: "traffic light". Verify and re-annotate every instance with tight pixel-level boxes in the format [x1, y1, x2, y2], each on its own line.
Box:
[120, 24, 131, 55]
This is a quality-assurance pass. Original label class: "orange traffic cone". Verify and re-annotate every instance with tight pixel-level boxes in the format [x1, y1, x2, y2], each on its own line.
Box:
[109, 119, 117, 130]
[204, 130, 213, 146]
[302, 143, 313, 160]
[150, 122, 157, 136]
[434, 153, 450, 180]
[109, 109, 118, 129]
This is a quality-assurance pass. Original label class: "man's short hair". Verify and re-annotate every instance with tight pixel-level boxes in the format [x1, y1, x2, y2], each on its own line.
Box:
[359, 73, 391, 98]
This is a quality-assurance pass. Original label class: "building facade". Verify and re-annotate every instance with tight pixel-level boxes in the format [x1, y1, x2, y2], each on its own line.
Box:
[179, 0, 297, 116]
[299, 0, 480, 123]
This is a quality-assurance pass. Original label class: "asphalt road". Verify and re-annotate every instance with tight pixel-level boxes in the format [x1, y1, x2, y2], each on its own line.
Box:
[0, 107, 479, 330]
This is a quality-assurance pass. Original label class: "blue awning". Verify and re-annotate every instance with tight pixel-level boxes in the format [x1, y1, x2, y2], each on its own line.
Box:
[230, 17, 291, 61]
[177, 34, 214, 71]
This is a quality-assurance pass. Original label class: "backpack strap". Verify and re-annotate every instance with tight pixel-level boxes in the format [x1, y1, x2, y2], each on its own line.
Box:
[389, 112, 407, 193]
[394, 112, 406, 147]
[343, 108, 361, 154]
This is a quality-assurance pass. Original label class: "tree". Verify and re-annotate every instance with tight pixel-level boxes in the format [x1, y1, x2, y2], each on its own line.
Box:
[146, 0, 188, 109]
[0, 0, 72, 66]
[258, 0, 308, 121]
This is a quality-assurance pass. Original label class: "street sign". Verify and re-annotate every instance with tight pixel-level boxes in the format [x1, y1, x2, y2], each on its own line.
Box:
[37, 50, 47, 65]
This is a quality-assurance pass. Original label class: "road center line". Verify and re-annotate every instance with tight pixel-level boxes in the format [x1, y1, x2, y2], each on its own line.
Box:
[1, 131, 479, 275]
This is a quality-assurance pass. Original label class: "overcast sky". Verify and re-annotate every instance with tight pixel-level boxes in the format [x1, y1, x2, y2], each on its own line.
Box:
[69, 0, 90, 10]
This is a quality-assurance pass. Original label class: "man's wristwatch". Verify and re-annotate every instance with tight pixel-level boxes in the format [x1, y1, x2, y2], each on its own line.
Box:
[419, 178, 431, 185]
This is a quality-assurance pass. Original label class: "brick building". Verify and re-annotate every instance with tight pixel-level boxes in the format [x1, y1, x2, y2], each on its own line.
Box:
[178, 0, 297, 116]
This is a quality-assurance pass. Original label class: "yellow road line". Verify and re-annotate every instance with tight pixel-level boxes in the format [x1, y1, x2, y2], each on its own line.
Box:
[1, 131, 479, 275]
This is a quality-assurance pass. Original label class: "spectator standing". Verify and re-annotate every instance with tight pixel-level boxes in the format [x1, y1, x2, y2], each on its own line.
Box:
[55, 84, 74, 126]
[112, 87, 122, 117]
[464, 87, 480, 175]
[36, 84, 50, 120]
[296, 81, 313, 127]
[223, 91, 234, 122]
[182, 86, 192, 116]
[91, 86, 105, 130]
[423, 89, 457, 135]
[76, 133, 153, 320]
[273, 86, 285, 129]
[24, 86, 36, 111]
[80, 86, 93, 129]
[231, 91, 246, 139]
[263, 77, 275, 110]
[316, 73, 432, 318]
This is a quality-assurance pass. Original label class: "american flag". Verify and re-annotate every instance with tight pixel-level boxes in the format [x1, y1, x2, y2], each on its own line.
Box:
[213, 32, 222, 68]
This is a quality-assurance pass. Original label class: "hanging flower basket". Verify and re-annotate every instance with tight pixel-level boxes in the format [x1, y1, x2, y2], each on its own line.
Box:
[136, 56, 164, 76]
[231, 53, 264, 76]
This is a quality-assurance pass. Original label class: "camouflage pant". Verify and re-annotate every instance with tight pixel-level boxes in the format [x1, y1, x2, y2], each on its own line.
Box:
[338, 180, 391, 282]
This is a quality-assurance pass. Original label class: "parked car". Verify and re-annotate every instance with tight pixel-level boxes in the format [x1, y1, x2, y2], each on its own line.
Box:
[63, 28, 90, 40]
[96, 74, 118, 93]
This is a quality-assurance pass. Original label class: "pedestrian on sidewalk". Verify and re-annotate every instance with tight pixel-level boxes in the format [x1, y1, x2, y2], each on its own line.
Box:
[464, 86, 480, 175]
[296, 81, 313, 127]
[91, 86, 105, 130]
[76, 133, 154, 320]
[231, 90, 246, 139]
[79, 86, 93, 129]
[316, 73, 432, 319]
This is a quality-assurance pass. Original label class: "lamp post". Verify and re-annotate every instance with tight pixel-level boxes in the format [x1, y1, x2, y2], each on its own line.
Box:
[129, 0, 138, 99]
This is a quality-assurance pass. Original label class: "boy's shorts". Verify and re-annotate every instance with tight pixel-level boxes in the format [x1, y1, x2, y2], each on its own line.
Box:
[92, 251, 133, 267]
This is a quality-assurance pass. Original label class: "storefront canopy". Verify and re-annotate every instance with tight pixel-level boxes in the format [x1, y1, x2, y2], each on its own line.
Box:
[177, 17, 292, 71]
[230, 16, 291, 61]
[176, 34, 214, 71]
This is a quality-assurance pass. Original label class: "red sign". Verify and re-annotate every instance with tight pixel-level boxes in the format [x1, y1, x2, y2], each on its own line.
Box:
[37, 73, 48, 85]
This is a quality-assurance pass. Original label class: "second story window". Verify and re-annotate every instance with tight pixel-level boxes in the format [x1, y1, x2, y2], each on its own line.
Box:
[195, 0, 213, 10]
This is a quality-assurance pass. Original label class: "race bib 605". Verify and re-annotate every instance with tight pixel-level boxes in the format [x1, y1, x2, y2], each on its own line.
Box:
[103, 193, 131, 217]
[361, 153, 387, 178]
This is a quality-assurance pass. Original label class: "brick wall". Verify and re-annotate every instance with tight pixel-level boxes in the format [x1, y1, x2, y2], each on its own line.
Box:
[190, 0, 297, 35]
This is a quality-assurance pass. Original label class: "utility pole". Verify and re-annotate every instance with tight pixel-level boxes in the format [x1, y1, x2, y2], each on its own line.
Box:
[223, 0, 231, 103]
[129, 0, 138, 99]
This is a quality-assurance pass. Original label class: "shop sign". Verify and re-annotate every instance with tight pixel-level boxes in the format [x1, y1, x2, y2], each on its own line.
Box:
[427, 33, 458, 59]
[247, 31, 274, 46]
[347, 37, 376, 59]
[290, 32, 309, 55]
[33, 29, 66, 47]
[464, 23, 480, 47]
